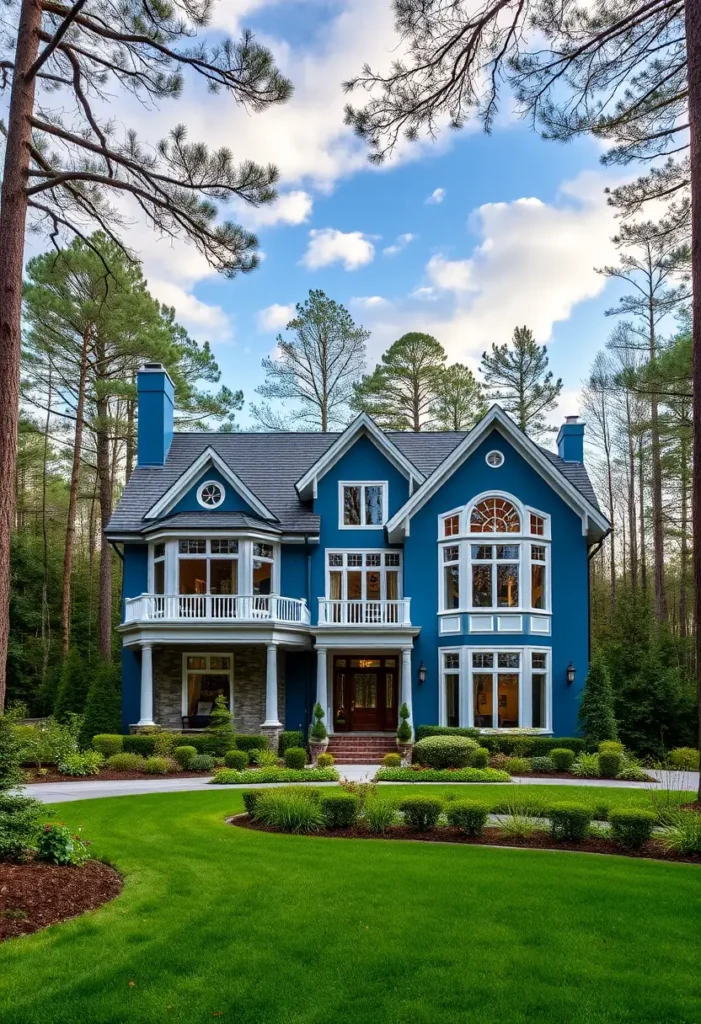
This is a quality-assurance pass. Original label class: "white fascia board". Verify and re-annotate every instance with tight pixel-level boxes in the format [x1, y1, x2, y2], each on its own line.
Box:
[144, 447, 277, 521]
[295, 413, 424, 499]
[386, 406, 610, 541]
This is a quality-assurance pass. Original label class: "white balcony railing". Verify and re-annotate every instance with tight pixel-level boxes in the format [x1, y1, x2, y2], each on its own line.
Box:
[124, 593, 311, 626]
[318, 598, 412, 626]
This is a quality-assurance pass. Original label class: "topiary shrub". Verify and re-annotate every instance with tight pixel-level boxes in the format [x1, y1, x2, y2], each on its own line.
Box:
[446, 800, 489, 837]
[468, 746, 490, 768]
[224, 749, 249, 770]
[207, 694, 233, 733]
[278, 731, 305, 756]
[598, 751, 622, 778]
[173, 745, 197, 769]
[504, 757, 531, 775]
[57, 750, 103, 776]
[123, 734, 158, 757]
[609, 808, 656, 850]
[572, 753, 600, 778]
[316, 753, 335, 768]
[530, 756, 555, 773]
[310, 703, 327, 742]
[669, 747, 700, 771]
[190, 754, 215, 772]
[550, 748, 575, 772]
[105, 752, 146, 772]
[143, 756, 170, 775]
[399, 797, 443, 831]
[397, 703, 412, 743]
[413, 735, 479, 769]
[548, 804, 592, 842]
[382, 752, 402, 768]
[321, 792, 360, 829]
[284, 747, 307, 770]
[92, 734, 123, 758]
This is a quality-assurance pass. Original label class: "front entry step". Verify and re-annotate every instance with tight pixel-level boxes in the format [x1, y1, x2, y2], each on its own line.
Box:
[326, 734, 398, 764]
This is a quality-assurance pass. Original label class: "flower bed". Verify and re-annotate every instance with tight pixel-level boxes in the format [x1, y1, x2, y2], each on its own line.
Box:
[374, 767, 510, 783]
[210, 766, 340, 785]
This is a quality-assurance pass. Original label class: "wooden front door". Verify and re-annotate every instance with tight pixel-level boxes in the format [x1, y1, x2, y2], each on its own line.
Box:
[332, 656, 399, 732]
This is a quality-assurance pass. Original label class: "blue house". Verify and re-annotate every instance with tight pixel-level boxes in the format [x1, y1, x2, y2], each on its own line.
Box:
[106, 363, 610, 751]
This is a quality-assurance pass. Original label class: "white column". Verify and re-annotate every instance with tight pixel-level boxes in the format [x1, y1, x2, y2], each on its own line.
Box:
[262, 643, 282, 727]
[315, 646, 328, 723]
[138, 643, 155, 726]
[401, 647, 413, 735]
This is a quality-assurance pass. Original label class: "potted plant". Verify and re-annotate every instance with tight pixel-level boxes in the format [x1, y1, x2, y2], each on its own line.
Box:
[396, 703, 413, 764]
[309, 702, 329, 763]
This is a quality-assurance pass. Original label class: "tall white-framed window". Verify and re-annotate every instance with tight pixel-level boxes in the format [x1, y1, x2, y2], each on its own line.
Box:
[177, 538, 239, 596]
[252, 542, 274, 596]
[326, 550, 402, 601]
[152, 542, 166, 594]
[148, 536, 280, 597]
[339, 481, 387, 529]
[181, 652, 234, 719]
[437, 645, 552, 731]
[437, 492, 551, 614]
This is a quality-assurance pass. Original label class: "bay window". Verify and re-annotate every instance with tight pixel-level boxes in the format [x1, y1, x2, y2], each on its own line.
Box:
[149, 537, 279, 600]
[440, 646, 551, 731]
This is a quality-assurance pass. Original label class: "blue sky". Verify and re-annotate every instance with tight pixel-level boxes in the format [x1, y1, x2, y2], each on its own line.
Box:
[75, 0, 637, 431]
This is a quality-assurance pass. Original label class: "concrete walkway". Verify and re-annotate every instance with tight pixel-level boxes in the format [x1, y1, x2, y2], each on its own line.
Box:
[23, 767, 698, 804]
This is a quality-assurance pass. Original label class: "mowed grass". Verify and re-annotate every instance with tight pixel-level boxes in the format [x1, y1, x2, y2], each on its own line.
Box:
[0, 788, 699, 1024]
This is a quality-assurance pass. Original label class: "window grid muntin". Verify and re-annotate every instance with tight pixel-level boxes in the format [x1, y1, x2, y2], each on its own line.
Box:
[340, 482, 387, 528]
[325, 550, 403, 602]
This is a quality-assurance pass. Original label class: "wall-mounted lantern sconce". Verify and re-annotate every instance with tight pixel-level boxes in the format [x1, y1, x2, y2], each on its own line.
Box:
[418, 661, 427, 685]
[566, 662, 576, 686]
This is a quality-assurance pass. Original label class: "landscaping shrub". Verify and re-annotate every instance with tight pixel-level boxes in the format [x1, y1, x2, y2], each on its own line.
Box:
[400, 797, 443, 831]
[550, 748, 575, 772]
[529, 736, 586, 756]
[599, 740, 624, 755]
[382, 752, 402, 768]
[242, 790, 261, 816]
[530, 756, 555, 773]
[278, 731, 305, 756]
[207, 694, 233, 733]
[609, 808, 657, 850]
[190, 754, 215, 772]
[284, 747, 307, 770]
[173, 745, 197, 769]
[578, 653, 618, 746]
[598, 751, 623, 778]
[0, 794, 43, 861]
[504, 757, 531, 775]
[233, 734, 270, 753]
[397, 702, 412, 743]
[413, 735, 479, 769]
[662, 813, 701, 855]
[0, 713, 25, 790]
[105, 752, 146, 772]
[123, 735, 158, 757]
[669, 747, 700, 771]
[414, 725, 480, 742]
[91, 734, 123, 758]
[363, 799, 397, 834]
[210, 767, 339, 784]
[153, 733, 181, 756]
[374, 767, 510, 782]
[468, 746, 489, 768]
[616, 763, 649, 782]
[321, 792, 360, 829]
[310, 703, 328, 742]
[548, 804, 592, 842]
[489, 752, 510, 771]
[144, 756, 170, 775]
[254, 790, 324, 833]
[250, 747, 279, 767]
[316, 753, 335, 767]
[224, 749, 249, 770]
[340, 781, 377, 807]
[79, 660, 122, 748]
[37, 822, 90, 866]
[572, 753, 601, 778]
[57, 750, 103, 776]
[446, 800, 489, 836]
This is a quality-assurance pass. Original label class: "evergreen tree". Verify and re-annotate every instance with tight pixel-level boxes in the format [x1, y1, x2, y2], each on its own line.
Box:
[480, 327, 562, 438]
[53, 648, 90, 723]
[80, 662, 122, 746]
[432, 363, 486, 431]
[353, 333, 446, 430]
[578, 654, 618, 745]
[0, 713, 23, 791]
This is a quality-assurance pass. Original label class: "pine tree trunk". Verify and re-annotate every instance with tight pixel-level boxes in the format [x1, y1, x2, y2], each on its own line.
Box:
[679, 428, 689, 640]
[40, 370, 51, 684]
[684, 0, 701, 801]
[625, 395, 638, 590]
[0, 0, 42, 707]
[125, 397, 135, 482]
[95, 398, 113, 658]
[61, 332, 89, 655]
[648, 311, 666, 620]
[638, 437, 647, 595]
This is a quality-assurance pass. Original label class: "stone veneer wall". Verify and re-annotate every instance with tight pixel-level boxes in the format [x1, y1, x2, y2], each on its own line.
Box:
[153, 647, 286, 733]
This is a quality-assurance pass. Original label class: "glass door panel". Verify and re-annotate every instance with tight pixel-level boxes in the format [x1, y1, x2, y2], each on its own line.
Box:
[473, 673, 493, 728]
[497, 674, 519, 728]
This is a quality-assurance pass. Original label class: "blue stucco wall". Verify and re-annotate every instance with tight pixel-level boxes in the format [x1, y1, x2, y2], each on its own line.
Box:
[280, 544, 309, 602]
[284, 650, 314, 734]
[170, 466, 259, 516]
[404, 429, 589, 736]
[123, 543, 148, 602]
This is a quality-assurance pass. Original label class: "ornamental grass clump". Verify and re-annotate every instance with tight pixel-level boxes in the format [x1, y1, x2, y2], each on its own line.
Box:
[548, 804, 592, 843]
[571, 753, 600, 778]
[446, 800, 489, 837]
[608, 808, 657, 850]
[661, 813, 701, 856]
[250, 747, 279, 767]
[320, 791, 360, 829]
[400, 797, 443, 831]
[363, 798, 397, 835]
[254, 790, 324, 834]
[413, 735, 479, 769]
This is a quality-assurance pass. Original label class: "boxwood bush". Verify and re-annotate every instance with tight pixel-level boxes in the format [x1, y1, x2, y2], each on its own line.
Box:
[224, 749, 249, 770]
[91, 734, 123, 757]
[316, 753, 335, 767]
[374, 767, 509, 783]
[548, 804, 592, 842]
[446, 800, 489, 836]
[232, 734, 270, 753]
[105, 752, 146, 772]
[143, 756, 170, 775]
[321, 791, 360, 829]
[468, 746, 490, 768]
[382, 752, 402, 768]
[400, 797, 443, 831]
[550, 748, 575, 771]
[413, 735, 479, 769]
[123, 735, 158, 757]
[609, 808, 656, 850]
[278, 731, 305, 756]
[172, 745, 197, 768]
[504, 756, 531, 775]
[413, 728, 585, 756]
[598, 751, 623, 778]
[284, 747, 307, 770]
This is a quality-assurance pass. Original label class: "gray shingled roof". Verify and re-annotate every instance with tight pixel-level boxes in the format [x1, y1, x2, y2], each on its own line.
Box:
[140, 512, 283, 534]
[107, 426, 601, 537]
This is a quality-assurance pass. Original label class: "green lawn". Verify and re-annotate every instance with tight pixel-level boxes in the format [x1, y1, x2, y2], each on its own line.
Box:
[0, 788, 699, 1024]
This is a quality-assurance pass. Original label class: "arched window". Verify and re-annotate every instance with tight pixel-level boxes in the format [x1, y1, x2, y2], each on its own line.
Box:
[469, 497, 520, 533]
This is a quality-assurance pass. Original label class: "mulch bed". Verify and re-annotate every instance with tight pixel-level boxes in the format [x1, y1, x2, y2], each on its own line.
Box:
[512, 771, 657, 783]
[682, 801, 701, 812]
[0, 859, 123, 942]
[231, 816, 700, 865]
[26, 770, 213, 784]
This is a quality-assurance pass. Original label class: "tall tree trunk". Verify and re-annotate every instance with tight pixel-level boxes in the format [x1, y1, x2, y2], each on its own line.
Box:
[60, 332, 89, 655]
[40, 369, 51, 684]
[95, 397, 113, 659]
[125, 396, 135, 482]
[648, 304, 666, 620]
[684, 0, 701, 801]
[625, 394, 638, 590]
[679, 427, 690, 641]
[638, 437, 647, 595]
[0, 0, 42, 707]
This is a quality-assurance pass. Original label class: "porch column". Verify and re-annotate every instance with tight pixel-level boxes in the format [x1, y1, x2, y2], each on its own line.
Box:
[401, 647, 413, 737]
[262, 643, 282, 727]
[315, 646, 328, 723]
[138, 643, 155, 726]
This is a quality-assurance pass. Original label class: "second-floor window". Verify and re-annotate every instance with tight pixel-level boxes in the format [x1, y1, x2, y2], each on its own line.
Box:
[178, 539, 239, 596]
[326, 550, 401, 602]
[150, 537, 279, 597]
[339, 482, 387, 528]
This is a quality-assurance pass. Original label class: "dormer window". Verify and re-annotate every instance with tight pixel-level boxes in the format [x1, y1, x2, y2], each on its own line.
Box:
[339, 482, 387, 529]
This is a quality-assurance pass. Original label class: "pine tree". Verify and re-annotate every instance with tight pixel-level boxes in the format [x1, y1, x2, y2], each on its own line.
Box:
[578, 655, 618, 745]
[432, 364, 486, 431]
[53, 648, 90, 723]
[480, 327, 562, 438]
[0, 714, 23, 791]
[80, 661, 122, 746]
[353, 333, 446, 430]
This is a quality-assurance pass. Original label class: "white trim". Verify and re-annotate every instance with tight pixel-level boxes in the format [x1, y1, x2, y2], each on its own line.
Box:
[325, 548, 402, 601]
[485, 450, 504, 468]
[295, 413, 425, 499]
[196, 479, 226, 509]
[386, 405, 610, 540]
[337, 480, 388, 530]
[181, 651, 234, 720]
[145, 447, 277, 521]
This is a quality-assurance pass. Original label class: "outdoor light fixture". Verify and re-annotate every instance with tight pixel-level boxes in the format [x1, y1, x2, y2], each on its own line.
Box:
[418, 661, 427, 685]
[566, 662, 576, 686]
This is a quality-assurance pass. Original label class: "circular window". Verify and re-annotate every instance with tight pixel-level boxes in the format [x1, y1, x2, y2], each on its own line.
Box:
[485, 450, 505, 468]
[197, 480, 225, 509]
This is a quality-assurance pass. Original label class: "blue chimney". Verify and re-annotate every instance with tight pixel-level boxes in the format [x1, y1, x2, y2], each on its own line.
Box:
[557, 416, 584, 463]
[137, 363, 174, 467]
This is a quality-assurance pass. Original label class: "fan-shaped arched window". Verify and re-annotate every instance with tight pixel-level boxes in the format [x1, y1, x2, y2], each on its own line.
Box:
[469, 497, 520, 533]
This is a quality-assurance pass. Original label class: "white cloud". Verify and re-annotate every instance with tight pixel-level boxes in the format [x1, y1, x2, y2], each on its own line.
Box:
[257, 303, 296, 331]
[426, 188, 447, 205]
[426, 254, 474, 293]
[242, 190, 313, 229]
[301, 227, 375, 270]
[410, 286, 438, 301]
[148, 279, 234, 342]
[350, 295, 392, 310]
[383, 232, 416, 256]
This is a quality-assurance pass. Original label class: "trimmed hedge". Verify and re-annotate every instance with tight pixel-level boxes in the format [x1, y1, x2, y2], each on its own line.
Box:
[413, 728, 585, 756]
[609, 808, 657, 849]
[375, 767, 510, 783]
[278, 731, 305, 756]
[92, 734, 123, 757]
[210, 767, 340, 784]
[321, 792, 360, 828]
[550, 748, 575, 771]
[400, 796, 443, 831]
[123, 735, 158, 756]
[173, 745, 197, 768]
[284, 747, 307, 770]
[548, 804, 592, 842]
[598, 751, 623, 778]
[414, 726, 480, 742]
[233, 734, 270, 753]
[446, 800, 489, 836]
[413, 735, 479, 769]
[224, 749, 249, 770]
